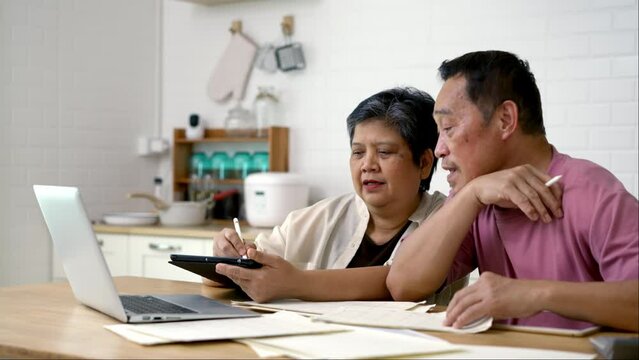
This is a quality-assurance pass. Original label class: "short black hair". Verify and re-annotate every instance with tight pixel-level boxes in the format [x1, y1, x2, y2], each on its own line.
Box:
[346, 87, 438, 192]
[438, 50, 545, 135]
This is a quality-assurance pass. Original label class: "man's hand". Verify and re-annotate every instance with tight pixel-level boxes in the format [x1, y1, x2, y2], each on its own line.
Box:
[470, 165, 563, 223]
[212, 228, 256, 258]
[443, 272, 542, 328]
[215, 248, 303, 303]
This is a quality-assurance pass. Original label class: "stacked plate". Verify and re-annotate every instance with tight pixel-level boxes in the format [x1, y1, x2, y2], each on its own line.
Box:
[102, 212, 159, 226]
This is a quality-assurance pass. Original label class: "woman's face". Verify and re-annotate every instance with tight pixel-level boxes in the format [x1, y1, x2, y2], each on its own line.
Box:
[350, 119, 431, 210]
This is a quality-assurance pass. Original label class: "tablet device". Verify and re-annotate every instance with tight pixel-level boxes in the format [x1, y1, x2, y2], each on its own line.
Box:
[169, 254, 262, 286]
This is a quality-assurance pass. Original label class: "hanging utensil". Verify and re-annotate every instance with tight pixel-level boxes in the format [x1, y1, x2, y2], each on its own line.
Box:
[254, 42, 278, 73]
[275, 15, 305, 72]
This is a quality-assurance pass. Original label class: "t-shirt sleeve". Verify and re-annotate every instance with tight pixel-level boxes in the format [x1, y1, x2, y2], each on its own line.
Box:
[590, 190, 639, 281]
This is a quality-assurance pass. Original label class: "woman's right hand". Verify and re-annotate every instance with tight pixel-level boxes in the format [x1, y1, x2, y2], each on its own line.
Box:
[212, 227, 256, 258]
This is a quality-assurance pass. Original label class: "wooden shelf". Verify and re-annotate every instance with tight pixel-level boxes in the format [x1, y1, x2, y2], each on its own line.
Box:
[172, 126, 289, 200]
[175, 137, 268, 144]
[176, 0, 262, 6]
[174, 129, 270, 144]
[175, 178, 244, 186]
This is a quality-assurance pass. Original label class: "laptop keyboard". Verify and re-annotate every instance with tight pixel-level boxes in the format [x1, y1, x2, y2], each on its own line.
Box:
[120, 295, 197, 314]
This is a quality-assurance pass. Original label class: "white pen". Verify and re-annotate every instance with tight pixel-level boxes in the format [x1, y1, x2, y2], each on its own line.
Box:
[233, 217, 248, 259]
[545, 175, 562, 187]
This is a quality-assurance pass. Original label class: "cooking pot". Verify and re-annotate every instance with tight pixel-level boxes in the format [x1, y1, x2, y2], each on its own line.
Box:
[127, 193, 209, 226]
[128, 190, 239, 226]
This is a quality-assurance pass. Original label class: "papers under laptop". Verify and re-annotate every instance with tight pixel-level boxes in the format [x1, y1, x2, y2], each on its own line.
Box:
[33, 185, 257, 323]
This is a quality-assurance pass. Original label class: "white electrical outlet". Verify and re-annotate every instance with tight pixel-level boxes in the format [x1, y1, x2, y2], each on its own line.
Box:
[137, 136, 168, 156]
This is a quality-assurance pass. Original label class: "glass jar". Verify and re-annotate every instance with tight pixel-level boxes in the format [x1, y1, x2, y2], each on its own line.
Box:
[250, 151, 270, 174]
[224, 103, 256, 137]
[189, 152, 207, 177]
[253, 86, 278, 138]
[210, 151, 232, 180]
[232, 151, 252, 179]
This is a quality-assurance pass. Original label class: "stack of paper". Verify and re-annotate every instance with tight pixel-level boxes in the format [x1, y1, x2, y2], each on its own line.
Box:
[240, 330, 595, 359]
[239, 323, 461, 359]
[426, 344, 596, 359]
[231, 299, 424, 315]
[105, 311, 346, 345]
[104, 298, 596, 359]
[313, 306, 493, 334]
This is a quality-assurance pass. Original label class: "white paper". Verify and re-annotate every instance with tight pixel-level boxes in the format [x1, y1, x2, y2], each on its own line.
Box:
[240, 324, 459, 359]
[419, 344, 596, 359]
[492, 323, 600, 337]
[105, 325, 173, 345]
[314, 306, 492, 334]
[105, 311, 346, 345]
[231, 299, 422, 315]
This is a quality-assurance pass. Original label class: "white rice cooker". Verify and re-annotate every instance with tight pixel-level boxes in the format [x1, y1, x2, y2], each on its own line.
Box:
[244, 172, 309, 227]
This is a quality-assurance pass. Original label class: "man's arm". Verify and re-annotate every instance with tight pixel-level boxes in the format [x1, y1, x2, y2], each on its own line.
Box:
[445, 272, 639, 332]
[387, 184, 483, 300]
[387, 165, 563, 300]
[216, 248, 391, 302]
[542, 280, 639, 331]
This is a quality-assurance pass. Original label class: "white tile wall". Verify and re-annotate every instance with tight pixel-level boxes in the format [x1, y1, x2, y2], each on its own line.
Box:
[162, 0, 638, 201]
[1, 0, 637, 286]
[0, 0, 161, 286]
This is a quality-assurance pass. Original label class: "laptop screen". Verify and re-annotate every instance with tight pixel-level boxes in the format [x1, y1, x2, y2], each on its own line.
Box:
[33, 185, 128, 322]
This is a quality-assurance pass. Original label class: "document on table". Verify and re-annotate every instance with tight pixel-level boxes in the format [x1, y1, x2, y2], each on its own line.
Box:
[105, 311, 347, 345]
[313, 306, 493, 334]
[426, 344, 595, 359]
[231, 299, 426, 315]
[492, 323, 600, 337]
[239, 324, 461, 359]
[241, 330, 595, 359]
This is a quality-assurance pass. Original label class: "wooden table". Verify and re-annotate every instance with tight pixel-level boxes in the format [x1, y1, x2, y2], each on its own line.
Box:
[0, 277, 629, 358]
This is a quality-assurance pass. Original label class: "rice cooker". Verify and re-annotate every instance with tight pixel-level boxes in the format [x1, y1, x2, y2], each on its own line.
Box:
[244, 172, 309, 227]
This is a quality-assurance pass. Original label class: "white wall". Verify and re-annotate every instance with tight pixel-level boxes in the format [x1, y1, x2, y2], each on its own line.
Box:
[1, 0, 636, 286]
[162, 0, 638, 202]
[0, 0, 161, 286]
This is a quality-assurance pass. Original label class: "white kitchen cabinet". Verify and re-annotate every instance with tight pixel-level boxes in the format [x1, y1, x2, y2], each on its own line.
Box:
[96, 234, 129, 277]
[52, 233, 129, 281]
[52, 231, 214, 283]
[128, 235, 208, 283]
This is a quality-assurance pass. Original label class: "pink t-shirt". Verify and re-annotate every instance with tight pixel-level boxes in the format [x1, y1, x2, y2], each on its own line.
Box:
[448, 147, 639, 330]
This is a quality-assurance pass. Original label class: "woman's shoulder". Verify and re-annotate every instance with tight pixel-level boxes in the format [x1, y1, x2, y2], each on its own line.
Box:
[412, 191, 448, 223]
[287, 193, 361, 219]
[423, 190, 447, 210]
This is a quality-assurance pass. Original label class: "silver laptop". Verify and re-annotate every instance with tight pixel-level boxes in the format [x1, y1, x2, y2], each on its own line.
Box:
[33, 185, 258, 323]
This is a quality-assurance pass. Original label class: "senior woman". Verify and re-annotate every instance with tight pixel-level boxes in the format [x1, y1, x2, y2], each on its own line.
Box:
[207, 87, 466, 303]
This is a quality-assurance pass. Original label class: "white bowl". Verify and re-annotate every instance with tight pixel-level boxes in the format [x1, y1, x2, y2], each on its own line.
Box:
[103, 212, 159, 226]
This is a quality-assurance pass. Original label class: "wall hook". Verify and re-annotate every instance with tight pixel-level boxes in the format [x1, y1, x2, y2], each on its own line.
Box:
[281, 15, 294, 36]
[229, 19, 242, 34]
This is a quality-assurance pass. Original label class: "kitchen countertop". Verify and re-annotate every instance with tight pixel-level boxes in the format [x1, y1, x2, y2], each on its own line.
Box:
[93, 219, 270, 240]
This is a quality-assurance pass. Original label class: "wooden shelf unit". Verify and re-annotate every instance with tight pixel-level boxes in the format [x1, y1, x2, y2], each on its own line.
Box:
[172, 127, 289, 200]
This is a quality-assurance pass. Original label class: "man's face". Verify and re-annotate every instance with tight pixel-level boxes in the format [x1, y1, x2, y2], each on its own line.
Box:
[433, 75, 502, 195]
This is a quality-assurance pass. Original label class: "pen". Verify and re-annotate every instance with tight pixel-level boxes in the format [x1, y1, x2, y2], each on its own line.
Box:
[233, 217, 248, 259]
[545, 175, 562, 187]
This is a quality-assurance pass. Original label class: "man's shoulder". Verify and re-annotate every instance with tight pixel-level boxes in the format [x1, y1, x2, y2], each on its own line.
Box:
[557, 153, 629, 194]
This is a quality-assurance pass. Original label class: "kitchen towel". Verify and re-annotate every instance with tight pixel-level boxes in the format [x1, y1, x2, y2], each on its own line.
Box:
[207, 32, 257, 102]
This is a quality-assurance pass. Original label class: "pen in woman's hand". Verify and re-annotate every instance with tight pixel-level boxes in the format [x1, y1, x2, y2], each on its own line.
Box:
[233, 217, 248, 259]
